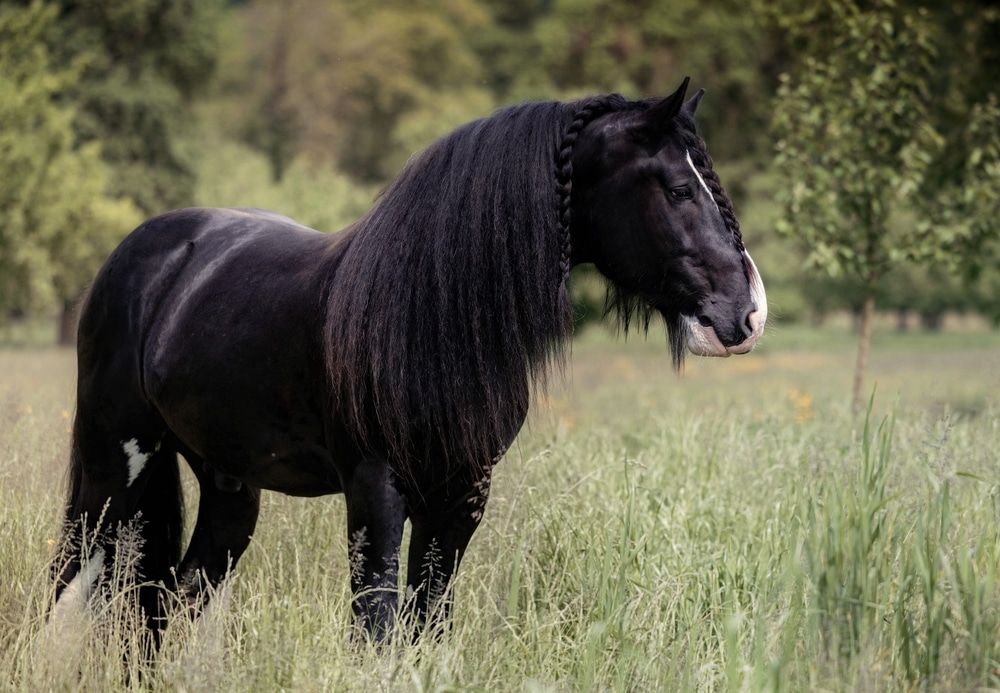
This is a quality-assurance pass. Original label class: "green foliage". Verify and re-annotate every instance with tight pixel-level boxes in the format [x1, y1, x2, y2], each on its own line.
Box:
[190, 116, 377, 233]
[36, 0, 225, 214]
[231, 0, 492, 183]
[771, 0, 1000, 325]
[772, 0, 940, 283]
[915, 93, 1000, 276]
[490, 0, 781, 165]
[0, 2, 141, 318]
[223, 0, 782, 186]
[910, 3, 1000, 277]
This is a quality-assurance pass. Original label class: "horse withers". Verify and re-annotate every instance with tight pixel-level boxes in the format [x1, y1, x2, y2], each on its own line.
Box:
[53, 78, 765, 644]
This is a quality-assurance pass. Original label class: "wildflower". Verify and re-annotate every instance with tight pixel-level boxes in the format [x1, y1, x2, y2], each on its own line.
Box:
[788, 388, 815, 424]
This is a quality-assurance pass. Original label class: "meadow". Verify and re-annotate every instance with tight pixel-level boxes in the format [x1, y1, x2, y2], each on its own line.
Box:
[1, 321, 999, 692]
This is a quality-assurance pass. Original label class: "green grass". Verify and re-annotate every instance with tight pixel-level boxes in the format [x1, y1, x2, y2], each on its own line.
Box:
[2, 323, 999, 691]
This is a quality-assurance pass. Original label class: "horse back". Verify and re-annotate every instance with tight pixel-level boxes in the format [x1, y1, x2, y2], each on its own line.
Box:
[81, 206, 335, 358]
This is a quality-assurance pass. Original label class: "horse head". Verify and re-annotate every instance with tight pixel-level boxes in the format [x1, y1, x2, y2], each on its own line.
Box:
[568, 79, 767, 363]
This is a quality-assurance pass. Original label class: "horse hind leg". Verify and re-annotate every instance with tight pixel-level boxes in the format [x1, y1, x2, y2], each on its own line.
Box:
[53, 410, 183, 638]
[173, 456, 260, 613]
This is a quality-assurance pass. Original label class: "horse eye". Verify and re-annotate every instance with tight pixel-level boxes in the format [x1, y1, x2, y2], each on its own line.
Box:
[669, 187, 693, 200]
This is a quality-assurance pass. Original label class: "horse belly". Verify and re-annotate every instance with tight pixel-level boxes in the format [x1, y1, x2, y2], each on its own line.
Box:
[165, 405, 343, 497]
[241, 443, 343, 497]
[156, 376, 342, 496]
[146, 338, 342, 497]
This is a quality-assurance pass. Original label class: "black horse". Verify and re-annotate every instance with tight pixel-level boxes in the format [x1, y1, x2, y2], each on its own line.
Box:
[53, 79, 766, 642]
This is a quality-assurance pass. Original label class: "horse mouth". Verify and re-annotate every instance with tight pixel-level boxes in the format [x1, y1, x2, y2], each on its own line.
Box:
[683, 315, 762, 357]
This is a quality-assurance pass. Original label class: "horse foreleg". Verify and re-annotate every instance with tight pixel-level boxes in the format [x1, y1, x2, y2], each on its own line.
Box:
[174, 460, 260, 610]
[404, 471, 492, 637]
[344, 458, 407, 643]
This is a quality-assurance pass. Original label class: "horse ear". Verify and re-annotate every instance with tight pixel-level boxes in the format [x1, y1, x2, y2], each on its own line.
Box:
[634, 77, 690, 138]
[681, 88, 706, 119]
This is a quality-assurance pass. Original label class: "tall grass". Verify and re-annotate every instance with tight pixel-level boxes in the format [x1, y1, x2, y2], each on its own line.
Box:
[1, 326, 999, 691]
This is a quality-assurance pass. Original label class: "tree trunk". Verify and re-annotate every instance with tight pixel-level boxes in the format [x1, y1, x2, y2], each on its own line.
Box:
[58, 298, 79, 347]
[921, 311, 943, 332]
[852, 289, 876, 411]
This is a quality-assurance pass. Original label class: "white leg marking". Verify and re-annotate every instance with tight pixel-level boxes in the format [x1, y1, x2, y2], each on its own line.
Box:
[49, 548, 106, 625]
[122, 438, 154, 487]
[39, 549, 106, 685]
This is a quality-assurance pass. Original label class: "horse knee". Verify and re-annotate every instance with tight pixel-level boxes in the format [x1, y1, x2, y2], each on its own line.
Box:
[213, 470, 243, 492]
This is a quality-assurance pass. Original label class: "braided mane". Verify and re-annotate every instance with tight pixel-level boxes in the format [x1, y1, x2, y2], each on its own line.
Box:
[324, 97, 621, 477]
[322, 93, 740, 476]
[554, 95, 634, 305]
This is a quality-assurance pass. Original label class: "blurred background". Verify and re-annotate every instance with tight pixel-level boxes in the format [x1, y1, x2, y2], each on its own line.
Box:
[1, 0, 997, 354]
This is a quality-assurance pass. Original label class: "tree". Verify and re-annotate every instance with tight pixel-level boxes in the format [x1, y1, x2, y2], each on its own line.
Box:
[495, 0, 784, 165]
[0, 2, 141, 343]
[772, 0, 943, 408]
[230, 0, 492, 183]
[28, 0, 224, 214]
[910, 2, 1000, 278]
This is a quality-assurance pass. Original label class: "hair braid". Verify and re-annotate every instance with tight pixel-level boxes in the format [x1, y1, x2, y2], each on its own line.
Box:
[554, 95, 628, 292]
[684, 134, 745, 252]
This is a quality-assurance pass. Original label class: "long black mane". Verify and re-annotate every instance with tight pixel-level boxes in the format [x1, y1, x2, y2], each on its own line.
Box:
[323, 96, 733, 477]
[58, 85, 759, 644]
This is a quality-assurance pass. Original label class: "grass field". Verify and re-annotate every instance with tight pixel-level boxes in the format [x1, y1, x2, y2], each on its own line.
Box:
[1, 322, 999, 692]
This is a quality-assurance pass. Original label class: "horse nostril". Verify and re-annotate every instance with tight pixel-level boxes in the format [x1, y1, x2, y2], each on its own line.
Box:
[742, 306, 758, 337]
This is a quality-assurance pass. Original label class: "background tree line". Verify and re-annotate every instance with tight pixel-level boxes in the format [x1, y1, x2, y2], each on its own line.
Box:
[2, 0, 998, 364]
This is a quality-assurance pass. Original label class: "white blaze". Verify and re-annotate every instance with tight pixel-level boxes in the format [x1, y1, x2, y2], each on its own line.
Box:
[685, 149, 719, 211]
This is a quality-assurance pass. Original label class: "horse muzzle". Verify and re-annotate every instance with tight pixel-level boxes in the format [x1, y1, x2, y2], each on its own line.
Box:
[684, 311, 763, 357]
[684, 251, 767, 358]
